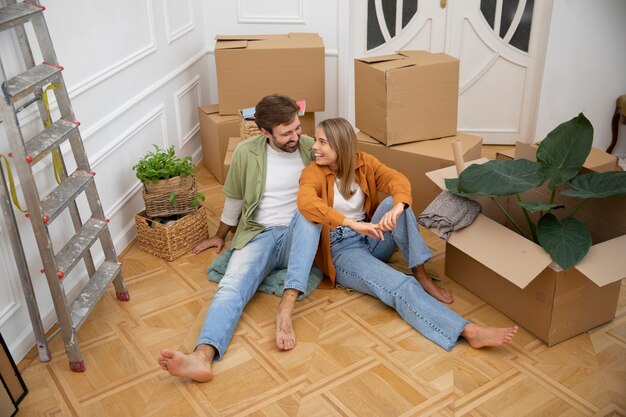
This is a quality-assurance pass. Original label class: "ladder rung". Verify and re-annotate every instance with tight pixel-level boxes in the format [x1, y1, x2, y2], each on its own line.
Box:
[41, 170, 93, 222]
[70, 260, 121, 330]
[25, 119, 79, 164]
[0, 2, 42, 31]
[3, 63, 61, 102]
[55, 217, 107, 276]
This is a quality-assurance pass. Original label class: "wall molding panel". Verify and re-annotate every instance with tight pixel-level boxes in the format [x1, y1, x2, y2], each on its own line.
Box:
[29, 48, 209, 179]
[236, 0, 305, 24]
[91, 105, 169, 217]
[174, 75, 202, 148]
[0, 226, 21, 326]
[163, 0, 195, 44]
[67, 0, 158, 99]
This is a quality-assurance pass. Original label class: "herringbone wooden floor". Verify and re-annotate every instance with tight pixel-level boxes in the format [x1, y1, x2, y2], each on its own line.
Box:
[15, 148, 626, 416]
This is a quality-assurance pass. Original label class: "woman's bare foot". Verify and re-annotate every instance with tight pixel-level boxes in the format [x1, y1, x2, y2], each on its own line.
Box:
[461, 323, 518, 349]
[417, 275, 454, 304]
[276, 289, 298, 351]
[412, 265, 453, 304]
[157, 346, 215, 382]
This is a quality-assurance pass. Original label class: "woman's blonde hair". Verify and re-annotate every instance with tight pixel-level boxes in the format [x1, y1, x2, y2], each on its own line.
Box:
[317, 118, 357, 199]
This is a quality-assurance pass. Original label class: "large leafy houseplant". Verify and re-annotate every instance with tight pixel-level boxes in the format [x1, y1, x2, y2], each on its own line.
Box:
[445, 113, 626, 270]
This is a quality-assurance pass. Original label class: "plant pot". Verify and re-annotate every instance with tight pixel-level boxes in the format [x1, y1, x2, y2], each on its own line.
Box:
[135, 208, 209, 262]
[142, 174, 198, 218]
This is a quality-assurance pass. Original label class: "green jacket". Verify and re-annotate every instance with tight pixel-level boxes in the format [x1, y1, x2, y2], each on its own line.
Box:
[222, 134, 314, 249]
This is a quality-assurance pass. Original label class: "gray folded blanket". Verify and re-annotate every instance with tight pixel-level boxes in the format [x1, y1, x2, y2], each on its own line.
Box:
[418, 191, 481, 240]
[207, 248, 323, 301]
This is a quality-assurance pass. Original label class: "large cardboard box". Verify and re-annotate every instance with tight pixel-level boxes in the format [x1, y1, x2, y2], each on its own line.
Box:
[355, 50, 459, 146]
[356, 131, 482, 216]
[198, 105, 240, 184]
[426, 149, 626, 346]
[214, 33, 325, 115]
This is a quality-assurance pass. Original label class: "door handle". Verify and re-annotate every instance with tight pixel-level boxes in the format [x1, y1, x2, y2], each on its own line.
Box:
[440, 0, 447, 8]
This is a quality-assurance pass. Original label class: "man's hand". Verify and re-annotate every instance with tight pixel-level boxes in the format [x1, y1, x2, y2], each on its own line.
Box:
[192, 236, 225, 254]
[376, 202, 406, 232]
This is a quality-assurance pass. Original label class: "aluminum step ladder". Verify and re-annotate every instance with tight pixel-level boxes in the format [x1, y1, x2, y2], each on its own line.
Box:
[0, 0, 129, 372]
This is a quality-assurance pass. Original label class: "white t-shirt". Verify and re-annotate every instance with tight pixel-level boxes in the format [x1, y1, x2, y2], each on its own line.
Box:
[253, 145, 305, 227]
[333, 179, 365, 221]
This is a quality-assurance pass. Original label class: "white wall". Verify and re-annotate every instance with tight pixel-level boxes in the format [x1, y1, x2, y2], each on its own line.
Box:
[0, 0, 212, 361]
[534, 0, 626, 149]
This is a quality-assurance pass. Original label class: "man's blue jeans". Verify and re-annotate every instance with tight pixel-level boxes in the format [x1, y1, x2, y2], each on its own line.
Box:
[330, 197, 469, 351]
[196, 211, 321, 359]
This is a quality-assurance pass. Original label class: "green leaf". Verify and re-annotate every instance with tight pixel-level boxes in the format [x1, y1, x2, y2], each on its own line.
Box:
[537, 113, 593, 190]
[455, 159, 545, 197]
[169, 191, 177, 207]
[518, 201, 563, 213]
[536, 213, 592, 269]
[191, 192, 206, 207]
[443, 178, 472, 197]
[562, 171, 626, 198]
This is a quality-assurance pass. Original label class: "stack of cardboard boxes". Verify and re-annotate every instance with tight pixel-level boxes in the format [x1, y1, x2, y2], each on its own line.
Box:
[198, 33, 325, 184]
[354, 50, 483, 216]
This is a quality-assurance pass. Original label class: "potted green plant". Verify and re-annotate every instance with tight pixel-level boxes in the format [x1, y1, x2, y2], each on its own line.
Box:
[445, 113, 626, 270]
[133, 145, 205, 217]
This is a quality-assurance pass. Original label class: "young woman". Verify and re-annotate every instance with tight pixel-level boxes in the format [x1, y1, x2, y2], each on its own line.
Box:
[297, 118, 518, 351]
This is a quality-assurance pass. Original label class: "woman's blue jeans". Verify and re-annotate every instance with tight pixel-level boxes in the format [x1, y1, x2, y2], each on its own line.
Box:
[196, 211, 321, 359]
[330, 197, 469, 351]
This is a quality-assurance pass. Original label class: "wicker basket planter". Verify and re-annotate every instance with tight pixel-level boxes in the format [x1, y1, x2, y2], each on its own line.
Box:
[135, 208, 209, 261]
[142, 175, 198, 218]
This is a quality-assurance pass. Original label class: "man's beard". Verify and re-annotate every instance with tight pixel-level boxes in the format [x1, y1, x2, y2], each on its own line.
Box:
[269, 134, 299, 153]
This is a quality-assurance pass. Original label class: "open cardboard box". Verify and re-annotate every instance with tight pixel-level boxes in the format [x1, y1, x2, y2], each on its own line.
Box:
[426, 148, 626, 346]
[356, 131, 482, 216]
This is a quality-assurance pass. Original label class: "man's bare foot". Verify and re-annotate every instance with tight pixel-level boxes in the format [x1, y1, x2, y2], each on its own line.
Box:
[417, 275, 454, 304]
[461, 323, 518, 349]
[157, 346, 215, 382]
[276, 311, 296, 351]
[276, 289, 299, 351]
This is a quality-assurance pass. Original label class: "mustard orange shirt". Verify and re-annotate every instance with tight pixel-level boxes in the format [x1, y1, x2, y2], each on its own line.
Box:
[297, 152, 412, 287]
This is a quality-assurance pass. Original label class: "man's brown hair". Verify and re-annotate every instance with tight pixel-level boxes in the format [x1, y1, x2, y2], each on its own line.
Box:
[255, 94, 299, 134]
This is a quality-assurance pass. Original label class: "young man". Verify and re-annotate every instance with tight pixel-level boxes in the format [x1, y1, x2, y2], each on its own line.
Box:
[157, 94, 321, 382]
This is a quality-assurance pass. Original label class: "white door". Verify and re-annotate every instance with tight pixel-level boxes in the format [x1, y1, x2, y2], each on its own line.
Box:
[348, 0, 553, 144]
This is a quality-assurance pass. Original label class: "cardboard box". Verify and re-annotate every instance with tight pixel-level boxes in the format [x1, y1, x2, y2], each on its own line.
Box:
[224, 137, 242, 167]
[214, 33, 325, 115]
[356, 131, 482, 216]
[198, 105, 240, 184]
[355, 50, 459, 146]
[426, 150, 626, 346]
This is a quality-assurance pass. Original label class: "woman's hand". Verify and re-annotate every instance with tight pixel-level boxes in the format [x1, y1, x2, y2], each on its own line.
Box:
[376, 202, 406, 231]
[343, 219, 385, 240]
